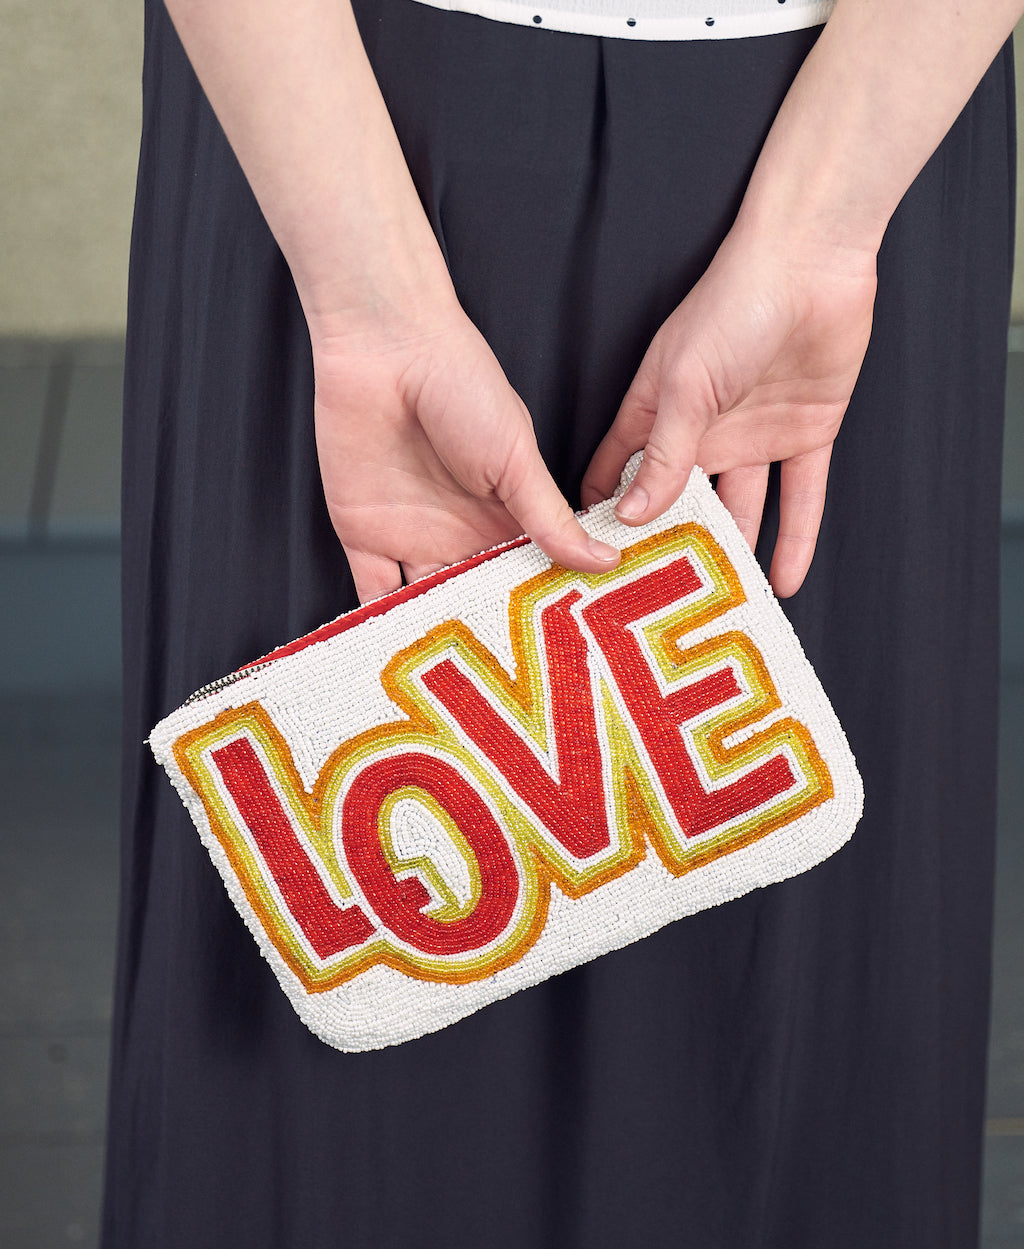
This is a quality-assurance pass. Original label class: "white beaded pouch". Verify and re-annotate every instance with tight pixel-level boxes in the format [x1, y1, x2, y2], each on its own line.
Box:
[149, 459, 862, 1051]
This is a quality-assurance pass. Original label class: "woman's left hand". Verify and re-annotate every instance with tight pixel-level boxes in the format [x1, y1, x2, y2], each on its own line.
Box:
[580, 222, 878, 597]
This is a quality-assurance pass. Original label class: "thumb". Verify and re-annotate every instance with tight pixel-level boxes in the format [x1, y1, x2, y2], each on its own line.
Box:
[580, 374, 657, 508]
[497, 439, 620, 574]
[614, 385, 707, 525]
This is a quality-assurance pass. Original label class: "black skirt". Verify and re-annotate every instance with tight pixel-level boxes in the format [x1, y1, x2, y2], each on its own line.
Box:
[103, 4, 1016, 1246]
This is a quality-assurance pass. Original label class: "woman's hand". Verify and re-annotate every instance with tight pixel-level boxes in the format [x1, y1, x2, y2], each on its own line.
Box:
[581, 224, 878, 597]
[582, 0, 1024, 599]
[313, 307, 620, 603]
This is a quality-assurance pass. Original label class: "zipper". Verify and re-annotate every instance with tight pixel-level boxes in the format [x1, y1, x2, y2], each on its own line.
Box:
[183, 663, 263, 706]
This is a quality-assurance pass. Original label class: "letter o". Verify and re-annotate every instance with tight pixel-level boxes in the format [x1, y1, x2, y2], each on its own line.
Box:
[341, 752, 521, 957]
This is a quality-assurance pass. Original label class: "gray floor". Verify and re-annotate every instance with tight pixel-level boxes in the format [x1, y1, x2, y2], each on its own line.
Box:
[0, 337, 1022, 1246]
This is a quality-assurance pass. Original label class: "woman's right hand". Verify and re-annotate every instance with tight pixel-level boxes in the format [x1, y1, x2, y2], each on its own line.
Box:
[163, 0, 616, 603]
[312, 306, 620, 603]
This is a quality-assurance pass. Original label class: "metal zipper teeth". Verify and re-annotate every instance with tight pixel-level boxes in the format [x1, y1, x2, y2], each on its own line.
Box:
[183, 664, 263, 706]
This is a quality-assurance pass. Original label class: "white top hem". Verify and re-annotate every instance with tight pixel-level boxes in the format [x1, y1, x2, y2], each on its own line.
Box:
[405, 0, 833, 40]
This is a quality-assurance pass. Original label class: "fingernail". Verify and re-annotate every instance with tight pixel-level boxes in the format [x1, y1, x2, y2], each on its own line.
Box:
[588, 537, 620, 564]
[616, 485, 648, 521]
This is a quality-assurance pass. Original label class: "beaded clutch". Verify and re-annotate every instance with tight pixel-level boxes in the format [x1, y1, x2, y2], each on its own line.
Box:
[149, 460, 862, 1051]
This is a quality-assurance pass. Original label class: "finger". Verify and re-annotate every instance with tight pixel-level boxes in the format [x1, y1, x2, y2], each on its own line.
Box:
[580, 382, 656, 508]
[346, 549, 404, 605]
[613, 395, 703, 525]
[498, 441, 620, 573]
[402, 560, 445, 586]
[715, 463, 770, 554]
[768, 444, 833, 599]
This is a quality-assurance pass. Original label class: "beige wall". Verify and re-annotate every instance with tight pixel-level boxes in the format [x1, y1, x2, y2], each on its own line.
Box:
[1014, 22, 1019, 322]
[0, 6, 1021, 335]
[1014, 24, 1024, 322]
[0, 0, 142, 337]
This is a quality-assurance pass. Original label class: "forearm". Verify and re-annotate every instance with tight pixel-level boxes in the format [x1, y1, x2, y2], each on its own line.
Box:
[164, 0, 457, 337]
[738, 0, 1023, 255]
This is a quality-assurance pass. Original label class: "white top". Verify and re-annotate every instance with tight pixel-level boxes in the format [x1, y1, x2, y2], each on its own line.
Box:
[406, 0, 835, 40]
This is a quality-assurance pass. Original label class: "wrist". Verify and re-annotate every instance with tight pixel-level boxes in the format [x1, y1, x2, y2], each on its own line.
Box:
[732, 157, 886, 279]
[727, 171, 881, 302]
[302, 271, 461, 353]
[305, 266, 467, 365]
[733, 26, 894, 262]
[296, 208, 462, 351]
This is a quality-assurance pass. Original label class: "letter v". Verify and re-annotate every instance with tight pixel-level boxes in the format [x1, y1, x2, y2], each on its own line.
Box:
[420, 591, 610, 861]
